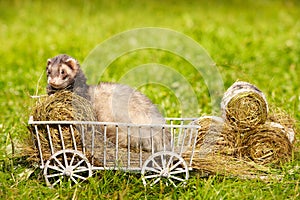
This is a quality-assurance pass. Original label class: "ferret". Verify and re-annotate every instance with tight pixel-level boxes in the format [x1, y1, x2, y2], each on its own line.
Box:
[46, 54, 170, 152]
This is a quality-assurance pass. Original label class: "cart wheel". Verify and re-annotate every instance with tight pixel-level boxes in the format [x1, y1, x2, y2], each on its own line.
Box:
[43, 149, 92, 187]
[141, 151, 189, 187]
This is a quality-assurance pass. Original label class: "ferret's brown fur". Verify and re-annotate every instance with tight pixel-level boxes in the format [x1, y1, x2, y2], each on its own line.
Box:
[46, 54, 170, 152]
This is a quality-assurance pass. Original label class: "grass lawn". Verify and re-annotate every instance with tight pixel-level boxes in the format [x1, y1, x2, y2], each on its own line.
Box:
[1, 0, 300, 199]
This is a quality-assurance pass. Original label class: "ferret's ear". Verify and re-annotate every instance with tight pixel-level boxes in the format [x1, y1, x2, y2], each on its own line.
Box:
[65, 58, 78, 70]
[47, 59, 52, 66]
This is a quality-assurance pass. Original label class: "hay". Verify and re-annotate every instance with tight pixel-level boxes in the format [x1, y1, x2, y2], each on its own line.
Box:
[32, 90, 96, 122]
[267, 108, 296, 144]
[187, 116, 238, 157]
[188, 154, 271, 178]
[182, 116, 252, 176]
[240, 122, 292, 165]
[26, 90, 97, 162]
[221, 81, 268, 130]
[182, 113, 294, 177]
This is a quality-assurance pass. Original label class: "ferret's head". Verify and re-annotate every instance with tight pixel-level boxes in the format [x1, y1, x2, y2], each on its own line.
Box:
[46, 54, 79, 89]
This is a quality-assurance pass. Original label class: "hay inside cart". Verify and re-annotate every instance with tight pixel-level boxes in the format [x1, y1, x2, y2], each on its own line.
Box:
[28, 117, 200, 187]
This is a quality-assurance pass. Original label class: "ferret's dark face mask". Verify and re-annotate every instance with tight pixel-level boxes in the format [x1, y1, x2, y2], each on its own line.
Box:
[46, 58, 77, 89]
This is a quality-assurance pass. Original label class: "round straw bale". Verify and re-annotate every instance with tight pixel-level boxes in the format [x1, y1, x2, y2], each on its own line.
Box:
[240, 122, 292, 165]
[186, 116, 238, 158]
[32, 90, 96, 122]
[267, 108, 296, 144]
[183, 116, 270, 177]
[27, 90, 97, 162]
[221, 81, 268, 130]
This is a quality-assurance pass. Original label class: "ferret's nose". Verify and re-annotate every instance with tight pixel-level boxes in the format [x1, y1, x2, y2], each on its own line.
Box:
[49, 78, 56, 85]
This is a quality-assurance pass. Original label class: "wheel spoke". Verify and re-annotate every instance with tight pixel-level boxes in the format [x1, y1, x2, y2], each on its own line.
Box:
[170, 160, 183, 171]
[166, 154, 174, 169]
[53, 157, 66, 170]
[169, 169, 186, 175]
[169, 175, 185, 182]
[72, 173, 88, 181]
[70, 176, 79, 184]
[143, 166, 161, 174]
[72, 159, 85, 169]
[161, 154, 166, 169]
[47, 165, 64, 173]
[73, 168, 90, 174]
[144, 174, 161, 179]
[150, 177, 161, 187]
[52, 178, 61, 187]
[69, 153, 76, 166]
[152, 159, 162, 171]
[63, 152, 70, 167]
[167, 177, 177, 187]
[46, 172, 64, 178]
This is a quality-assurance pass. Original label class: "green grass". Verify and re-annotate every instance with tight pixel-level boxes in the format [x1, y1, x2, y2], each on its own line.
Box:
[1, 0, 300, 199]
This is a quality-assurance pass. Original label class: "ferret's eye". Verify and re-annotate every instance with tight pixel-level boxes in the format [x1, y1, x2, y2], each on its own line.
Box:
[60, 70, 65, 75]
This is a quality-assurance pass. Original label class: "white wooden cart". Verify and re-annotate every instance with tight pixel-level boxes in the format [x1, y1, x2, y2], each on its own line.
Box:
[28, 117, 200, 187]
